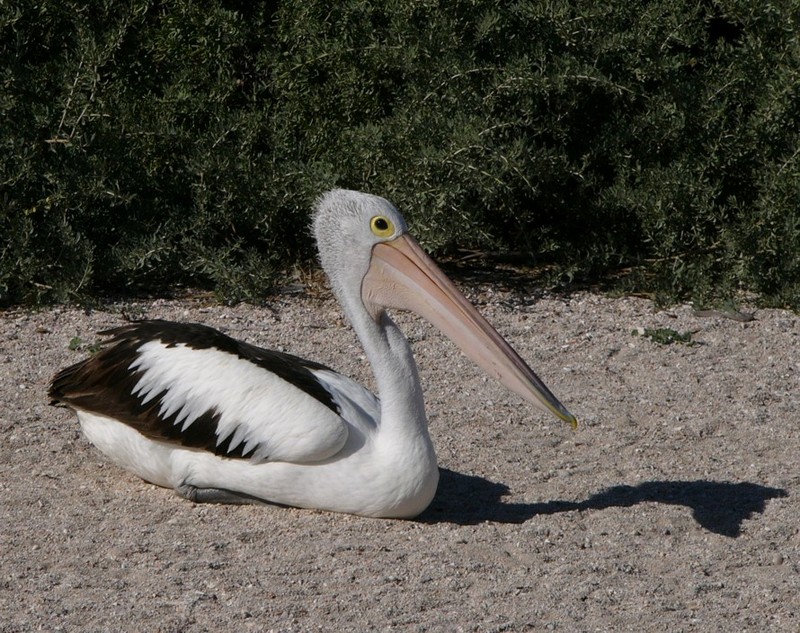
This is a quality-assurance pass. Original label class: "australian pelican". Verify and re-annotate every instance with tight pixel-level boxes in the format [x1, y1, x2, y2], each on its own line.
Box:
[49, 189, 576, 518]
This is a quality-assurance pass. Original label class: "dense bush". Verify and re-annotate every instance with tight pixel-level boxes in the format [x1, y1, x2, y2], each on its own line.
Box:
[1, 0, 798, 307]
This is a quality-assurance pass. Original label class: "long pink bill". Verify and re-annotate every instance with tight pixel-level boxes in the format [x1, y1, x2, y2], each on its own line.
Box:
[361, 233, 577, 427]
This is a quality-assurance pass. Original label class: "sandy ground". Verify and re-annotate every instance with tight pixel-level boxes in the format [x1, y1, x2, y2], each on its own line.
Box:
[1, 284, 798, 632]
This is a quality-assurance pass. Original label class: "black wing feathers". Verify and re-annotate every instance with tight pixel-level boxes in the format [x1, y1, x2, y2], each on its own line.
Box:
[49, 320, 340, 458]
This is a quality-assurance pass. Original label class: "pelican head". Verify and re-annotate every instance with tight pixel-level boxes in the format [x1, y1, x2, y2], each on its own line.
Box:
[313, 189, 577, 427]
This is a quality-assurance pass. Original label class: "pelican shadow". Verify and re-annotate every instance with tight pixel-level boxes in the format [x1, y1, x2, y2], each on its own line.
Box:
[420, 468, 787, 537]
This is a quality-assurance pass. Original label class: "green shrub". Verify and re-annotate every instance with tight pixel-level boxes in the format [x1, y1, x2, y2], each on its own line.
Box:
[1, 0, 798, 307]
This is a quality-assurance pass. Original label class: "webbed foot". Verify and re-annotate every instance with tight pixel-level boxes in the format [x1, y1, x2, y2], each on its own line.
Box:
[176, 483, 265, 505]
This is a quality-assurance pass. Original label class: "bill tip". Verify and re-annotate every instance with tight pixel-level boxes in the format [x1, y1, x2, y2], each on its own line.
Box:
[561, 413, 578, 429]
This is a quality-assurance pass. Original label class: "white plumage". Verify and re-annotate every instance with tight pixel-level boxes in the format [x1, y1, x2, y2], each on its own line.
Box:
[49, 189, 576, 518]
[129, 341, 348, 463]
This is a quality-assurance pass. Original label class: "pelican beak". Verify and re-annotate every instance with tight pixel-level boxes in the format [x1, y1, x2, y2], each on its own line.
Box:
[362, 233, 577, 427]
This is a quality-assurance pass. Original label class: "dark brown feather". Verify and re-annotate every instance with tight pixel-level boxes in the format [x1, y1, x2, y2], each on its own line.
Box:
[48, 320, 341, 458]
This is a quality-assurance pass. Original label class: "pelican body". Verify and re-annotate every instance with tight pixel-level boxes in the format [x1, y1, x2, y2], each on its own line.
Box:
[49, 190, 576, 518]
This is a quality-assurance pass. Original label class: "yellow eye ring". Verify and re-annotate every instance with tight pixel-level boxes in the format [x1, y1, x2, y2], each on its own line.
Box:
[370, 215, 395, 238]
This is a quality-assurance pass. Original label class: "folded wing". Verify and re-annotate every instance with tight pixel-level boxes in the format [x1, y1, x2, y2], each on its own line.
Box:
[49, 321, 350, 463]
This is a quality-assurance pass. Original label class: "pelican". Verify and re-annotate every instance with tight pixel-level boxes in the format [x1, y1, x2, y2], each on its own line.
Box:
[49, 189, 576, 518]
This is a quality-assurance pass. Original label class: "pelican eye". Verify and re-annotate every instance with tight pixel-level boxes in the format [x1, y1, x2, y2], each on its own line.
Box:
[370, 215, 395, 238]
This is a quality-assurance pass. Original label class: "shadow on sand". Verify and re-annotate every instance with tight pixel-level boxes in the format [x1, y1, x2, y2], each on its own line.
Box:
[419, 468, 787, 537]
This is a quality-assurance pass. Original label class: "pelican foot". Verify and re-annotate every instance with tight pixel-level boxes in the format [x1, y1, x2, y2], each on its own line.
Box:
[176, 483, 265, 505]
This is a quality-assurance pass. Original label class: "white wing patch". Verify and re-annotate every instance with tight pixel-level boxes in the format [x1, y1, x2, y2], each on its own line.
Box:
[310, 369, 381, 433]
[129, 341, 348, 463]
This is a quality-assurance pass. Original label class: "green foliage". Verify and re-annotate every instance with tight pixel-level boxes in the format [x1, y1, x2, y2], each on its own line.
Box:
[2, 0, 799, 307]
[68, 335, 101, 353]
[633, 327, 696, 346]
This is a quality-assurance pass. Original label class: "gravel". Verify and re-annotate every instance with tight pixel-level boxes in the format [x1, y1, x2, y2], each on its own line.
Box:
[1, 288, 797, 632]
